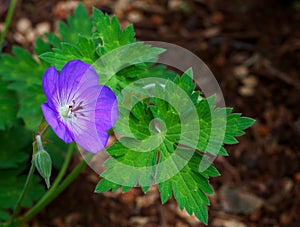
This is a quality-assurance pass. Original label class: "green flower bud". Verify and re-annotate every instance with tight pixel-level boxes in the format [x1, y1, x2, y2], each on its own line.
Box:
[34, 135, 52, 189]
[34, 150, 52, 189]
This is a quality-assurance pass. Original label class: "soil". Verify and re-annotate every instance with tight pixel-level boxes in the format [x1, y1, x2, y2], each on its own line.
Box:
[1, 0, 299, 226]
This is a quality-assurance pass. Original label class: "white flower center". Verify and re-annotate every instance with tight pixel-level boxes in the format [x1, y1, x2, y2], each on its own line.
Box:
[59, 100, 85, 120]
[59, 105, 73, 119]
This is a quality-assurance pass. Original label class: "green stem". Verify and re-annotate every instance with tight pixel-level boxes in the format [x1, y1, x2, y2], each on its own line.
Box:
[18, 152, 93, 224]
[9, 160, 35, 226]
[50, 143, 74, 190]
[0, 0, 18, 52]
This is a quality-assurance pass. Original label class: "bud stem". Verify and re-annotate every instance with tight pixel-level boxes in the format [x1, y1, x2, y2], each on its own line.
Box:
[35, 135, 44, 151]
[9, 160, 35, 226]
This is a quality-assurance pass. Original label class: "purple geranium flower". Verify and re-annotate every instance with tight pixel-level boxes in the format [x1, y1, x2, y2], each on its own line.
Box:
[42, 60, 118, 153]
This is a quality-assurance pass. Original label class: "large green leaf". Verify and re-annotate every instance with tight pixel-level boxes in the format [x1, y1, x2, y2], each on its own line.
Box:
[95, 70, 254, 224]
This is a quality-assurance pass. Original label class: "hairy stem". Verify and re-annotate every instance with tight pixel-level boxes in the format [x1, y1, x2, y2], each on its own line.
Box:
[50, 143, 74, 190]
[9, 160, 35, 226]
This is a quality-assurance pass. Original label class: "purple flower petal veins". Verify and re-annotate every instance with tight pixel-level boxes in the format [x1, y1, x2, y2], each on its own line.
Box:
[42, 60, 118, 153]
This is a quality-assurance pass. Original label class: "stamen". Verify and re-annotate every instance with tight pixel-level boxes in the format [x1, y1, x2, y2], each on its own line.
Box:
[71, 100, 84, 112]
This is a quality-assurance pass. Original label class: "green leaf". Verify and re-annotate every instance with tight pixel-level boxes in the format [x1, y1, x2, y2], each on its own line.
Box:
[195, 95, 254, 156]
[158, 163, 210, 224]
[196, 96, 229, 155]
[173, 68, 196, 96]
[37, 4, 94, 69]
[40, 42, 96, 71]
[97, 71, 212, 222]
[127, 100, 153, 139]
[0, 80, 18, 129]
[0, 210, 10, 222]
[77, 35, 98, 60]
[155, 144, 212, 224]
[95, 178, 115, 192]
[98, 142, 158, 191]
[94, 43, 165, 88]
[0, 125, 32, 168]
[0, 168, 45, 210]
[0, 46, 46, 86]
[0, 47, 47, 131]
[96, 68, 254, 224]
[58, 3, 93, 43]
[220, 109, 255, 147]
[34, 32, 62, 56]
[16, 85, 45, 131]
[93, 8, 135, 55]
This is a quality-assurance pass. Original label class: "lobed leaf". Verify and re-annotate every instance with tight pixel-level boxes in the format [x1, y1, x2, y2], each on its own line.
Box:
[96, 69, 254, 223]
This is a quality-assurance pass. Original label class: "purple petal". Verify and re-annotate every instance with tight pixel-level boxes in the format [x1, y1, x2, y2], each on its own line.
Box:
[68, 118, 109, 153]
[76, 85, 118, 130]
[58, 60, 99, 104]
[42, 66, 60, 109]
[94, 85, 119, 130]
[66, 85, 118, 153]
[42, 103, 73, 143]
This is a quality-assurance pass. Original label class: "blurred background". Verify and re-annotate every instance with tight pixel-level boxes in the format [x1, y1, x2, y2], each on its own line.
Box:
[0, 0, 299, 226]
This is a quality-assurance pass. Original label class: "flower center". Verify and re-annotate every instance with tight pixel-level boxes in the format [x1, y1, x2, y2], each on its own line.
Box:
[59, 100, 84, 120]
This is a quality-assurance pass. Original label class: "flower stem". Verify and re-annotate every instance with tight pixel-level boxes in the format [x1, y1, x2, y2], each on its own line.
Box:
[9, 160, 35, 226]
[35, 135, 44, 151]
[50, 143, 74, 190]
[18, 151, 93, 224]
[0, 0, 18, 52]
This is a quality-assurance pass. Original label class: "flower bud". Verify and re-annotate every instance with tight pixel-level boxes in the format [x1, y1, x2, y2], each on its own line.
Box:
[34, 150, 52, 189]
[34, 135, 52, 189]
